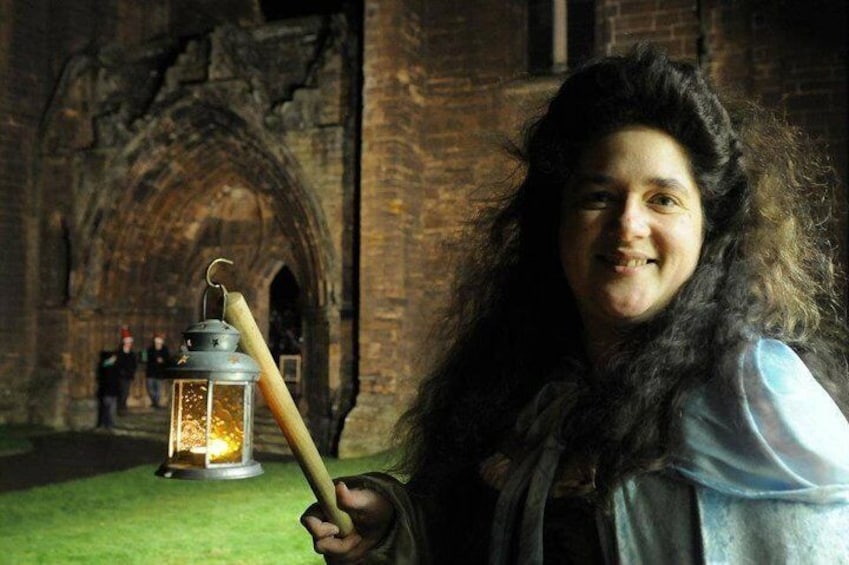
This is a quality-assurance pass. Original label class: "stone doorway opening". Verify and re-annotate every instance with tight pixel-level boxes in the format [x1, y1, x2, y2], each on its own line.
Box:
[269, 265, 304, 404]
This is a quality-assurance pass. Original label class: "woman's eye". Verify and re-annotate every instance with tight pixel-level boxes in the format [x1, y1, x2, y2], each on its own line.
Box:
[649, 194, 678, 208]
[579, 191, 615, 209]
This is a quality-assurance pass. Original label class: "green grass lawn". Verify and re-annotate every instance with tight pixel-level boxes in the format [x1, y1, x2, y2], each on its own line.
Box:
[0, 451, 396, 564]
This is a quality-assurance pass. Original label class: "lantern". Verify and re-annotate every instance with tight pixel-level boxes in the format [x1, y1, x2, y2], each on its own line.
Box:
[155, 261, 263, 480]
[151, 259, 354, 535]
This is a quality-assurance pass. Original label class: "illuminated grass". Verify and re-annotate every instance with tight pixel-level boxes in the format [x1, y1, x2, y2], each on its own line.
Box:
[0, 451, 395, 564]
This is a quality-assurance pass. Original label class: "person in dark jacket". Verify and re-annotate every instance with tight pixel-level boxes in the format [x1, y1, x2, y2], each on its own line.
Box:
[96, 350, 120, 430]
[145, 332, 169, 409]
[114, 326, 137, 416]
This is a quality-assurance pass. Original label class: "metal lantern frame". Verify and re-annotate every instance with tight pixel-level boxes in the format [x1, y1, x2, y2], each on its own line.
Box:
[155, 260, 263, 480]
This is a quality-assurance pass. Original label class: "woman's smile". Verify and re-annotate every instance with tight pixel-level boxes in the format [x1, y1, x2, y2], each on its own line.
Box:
[597, 251, 656, 272]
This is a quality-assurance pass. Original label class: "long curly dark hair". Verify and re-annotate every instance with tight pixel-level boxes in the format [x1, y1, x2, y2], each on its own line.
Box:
[396, 44, 848, 501]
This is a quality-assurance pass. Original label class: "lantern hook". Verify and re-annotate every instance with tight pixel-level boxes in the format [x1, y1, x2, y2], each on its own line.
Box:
[203, 258, 233, 320]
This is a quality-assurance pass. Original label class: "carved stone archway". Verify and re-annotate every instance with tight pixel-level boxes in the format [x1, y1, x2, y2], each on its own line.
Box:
[34, 17, 357, 451]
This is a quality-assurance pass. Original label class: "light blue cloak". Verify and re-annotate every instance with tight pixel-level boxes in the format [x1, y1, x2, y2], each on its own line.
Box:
[607, 339, 849, 564]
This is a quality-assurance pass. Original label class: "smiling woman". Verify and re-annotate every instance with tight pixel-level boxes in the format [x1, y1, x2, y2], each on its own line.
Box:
[300, 44, 849, 564]
[559, 126, 705, 356]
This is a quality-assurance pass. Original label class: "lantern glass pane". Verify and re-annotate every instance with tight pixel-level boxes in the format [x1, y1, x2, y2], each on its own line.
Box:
[171, 380, 209, 465]
[209, 383, 246, 464]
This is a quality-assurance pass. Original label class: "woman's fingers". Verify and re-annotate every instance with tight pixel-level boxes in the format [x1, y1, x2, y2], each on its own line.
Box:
[301, 514, 340, 539]
[335, 481, 395, 533]
[336, 481, 372, 515]
[302, 513, 365, 561]
[313, 531, 364, 555]
[300, 502, 339, 536]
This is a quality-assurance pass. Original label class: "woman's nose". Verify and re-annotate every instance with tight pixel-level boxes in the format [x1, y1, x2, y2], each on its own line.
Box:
[612, 198, 650, 240]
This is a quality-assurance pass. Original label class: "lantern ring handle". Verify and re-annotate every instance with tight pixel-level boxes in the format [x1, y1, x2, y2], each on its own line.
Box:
[203, 258, 233, 321]
[206, 258, 234, 289]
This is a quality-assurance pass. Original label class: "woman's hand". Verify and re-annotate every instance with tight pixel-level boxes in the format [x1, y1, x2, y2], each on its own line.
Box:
[301, 480, 395, 564]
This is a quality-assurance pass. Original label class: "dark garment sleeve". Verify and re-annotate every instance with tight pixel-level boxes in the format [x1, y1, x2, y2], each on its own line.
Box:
[146, 346, 170, 378]
[339, 473, 433, 565]
[339, 469, 498, 565]
[116, 351, 137, 380]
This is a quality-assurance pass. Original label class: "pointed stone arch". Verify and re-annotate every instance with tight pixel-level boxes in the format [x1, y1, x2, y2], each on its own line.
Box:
[34, 18, 357, 451]
[77, 101, 340, 447]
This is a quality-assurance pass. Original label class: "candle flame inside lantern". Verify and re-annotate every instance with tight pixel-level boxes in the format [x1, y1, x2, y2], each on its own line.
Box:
[190, 438, 234, 458]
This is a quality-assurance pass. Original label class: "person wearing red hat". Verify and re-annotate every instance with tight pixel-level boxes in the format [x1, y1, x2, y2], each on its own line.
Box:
[115, 326, 137, 416]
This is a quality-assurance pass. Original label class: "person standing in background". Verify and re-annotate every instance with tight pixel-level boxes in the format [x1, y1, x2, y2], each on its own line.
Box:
[115, 326, 137, 416]
[96, 350, 120, 430]
[145, 332, 169, 409]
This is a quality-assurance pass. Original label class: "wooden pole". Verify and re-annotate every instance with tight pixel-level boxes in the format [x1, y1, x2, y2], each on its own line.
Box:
[225, 291, 354, 536]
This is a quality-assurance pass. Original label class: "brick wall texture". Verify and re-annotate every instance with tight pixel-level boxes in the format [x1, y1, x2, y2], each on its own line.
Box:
[1, 0, 846, 455]
[344, 0, 849, 455]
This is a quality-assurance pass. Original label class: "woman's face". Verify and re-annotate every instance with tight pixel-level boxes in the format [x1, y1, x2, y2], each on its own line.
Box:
[559, 126, 704, 337]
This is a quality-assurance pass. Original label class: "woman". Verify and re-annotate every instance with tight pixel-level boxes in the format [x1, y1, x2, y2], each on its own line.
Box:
[302, 45, 849, 563]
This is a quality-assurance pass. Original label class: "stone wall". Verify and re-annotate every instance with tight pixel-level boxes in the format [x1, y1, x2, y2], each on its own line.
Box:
[0, 0, 48, 422]
[0, 2, 359, 452]
[596, 0, 701, 58]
